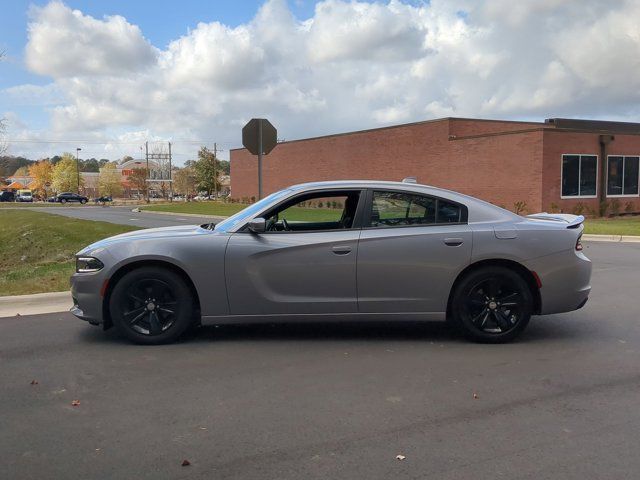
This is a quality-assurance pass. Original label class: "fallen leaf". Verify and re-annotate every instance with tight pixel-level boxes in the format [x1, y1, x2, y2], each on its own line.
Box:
[473, 393, 479, 399]
[396, 455, 406, 461]
[181, 459, 191, 467]
[71, 400, 80, 406]
[30, 380, 38, 385]
[16, 313, 21, 317]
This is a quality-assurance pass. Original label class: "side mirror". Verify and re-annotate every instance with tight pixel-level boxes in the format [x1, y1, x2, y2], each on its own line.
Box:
[247, 217, 266, 233]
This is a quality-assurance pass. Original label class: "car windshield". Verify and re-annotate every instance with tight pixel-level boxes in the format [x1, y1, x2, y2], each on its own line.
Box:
[213, 188, 294, 233]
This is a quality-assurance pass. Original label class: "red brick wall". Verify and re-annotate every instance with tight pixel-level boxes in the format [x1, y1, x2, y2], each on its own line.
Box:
[448, 130, 543, 212]
[449, 118, 543, 137]
[231, 119, 452, 200]
[542, 131, 640, 215]
[231, 118, 544, 211]
[231, 118, 640, 216]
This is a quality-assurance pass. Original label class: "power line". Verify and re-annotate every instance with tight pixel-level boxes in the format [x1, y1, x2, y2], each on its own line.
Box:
[3, 139, 237, 145]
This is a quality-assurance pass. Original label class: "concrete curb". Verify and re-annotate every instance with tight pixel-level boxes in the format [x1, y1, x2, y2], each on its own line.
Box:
[583, 234, 640, 243]
[136, 208, 226, 221]
[0, 291, 72, 319]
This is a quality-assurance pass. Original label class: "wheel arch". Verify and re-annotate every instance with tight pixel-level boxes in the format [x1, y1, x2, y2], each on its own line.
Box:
[102, 259, 201, 330]
[447, 259, 541, 317]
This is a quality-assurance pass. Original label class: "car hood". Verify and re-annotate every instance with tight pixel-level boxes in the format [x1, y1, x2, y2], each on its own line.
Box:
[78, 224, 215, 254]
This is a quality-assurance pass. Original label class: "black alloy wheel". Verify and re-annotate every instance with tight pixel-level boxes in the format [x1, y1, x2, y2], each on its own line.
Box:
[451, 266, 533, 343]
[109, 266, 195, 344]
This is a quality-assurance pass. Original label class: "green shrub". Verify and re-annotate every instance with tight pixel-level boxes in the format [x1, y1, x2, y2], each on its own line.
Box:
[513, 201, 527, 215]
[573, 202, 585, 216]
[550, 202, 559, 213]
[610, 198, 621, 216]
[598, 200, 609, 217]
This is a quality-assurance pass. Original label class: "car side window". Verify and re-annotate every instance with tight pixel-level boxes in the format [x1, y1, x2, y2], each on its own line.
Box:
[260, 190, 362, 232]
[370, 191, 464, 227]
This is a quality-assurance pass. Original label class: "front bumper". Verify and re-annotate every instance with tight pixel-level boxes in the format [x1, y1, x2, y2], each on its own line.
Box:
[70, 271, 106, 326]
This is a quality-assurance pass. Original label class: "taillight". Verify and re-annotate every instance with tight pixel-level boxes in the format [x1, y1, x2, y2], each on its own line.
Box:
[575, 234, 583, 251]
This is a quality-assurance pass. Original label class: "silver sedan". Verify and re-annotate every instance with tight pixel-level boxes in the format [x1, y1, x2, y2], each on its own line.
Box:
[70, 180, 592, 344]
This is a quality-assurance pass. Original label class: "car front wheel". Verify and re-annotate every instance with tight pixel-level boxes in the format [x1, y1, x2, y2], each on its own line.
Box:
[80, 199, 87, 204]
[109, 266, 195, 344]
[450, 266, 533, 343]
[60, 199, 66, 204]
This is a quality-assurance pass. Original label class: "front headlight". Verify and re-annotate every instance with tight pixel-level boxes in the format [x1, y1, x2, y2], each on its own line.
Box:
[76, 256, 104, 273]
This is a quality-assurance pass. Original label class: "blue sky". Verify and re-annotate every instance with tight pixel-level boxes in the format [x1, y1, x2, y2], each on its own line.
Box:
[1, 0, 639, 162]
[0, 0, 317, 132]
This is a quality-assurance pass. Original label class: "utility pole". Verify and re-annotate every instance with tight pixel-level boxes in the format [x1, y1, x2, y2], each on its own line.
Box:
[76, 147, 82, 193]
[145, 141, 149, 203]
[168, 141, 173, 202]
[258, 121, 263, 199]
[213, 142, 217, 200]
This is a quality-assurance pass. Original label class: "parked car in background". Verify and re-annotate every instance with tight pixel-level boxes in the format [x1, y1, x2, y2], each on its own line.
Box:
[0, 191, 16, 202]
[71, 180, 592, 345]
[56, 192, 88, 204]
[94, 195, 112, 204]
[16, 190, 33, 202]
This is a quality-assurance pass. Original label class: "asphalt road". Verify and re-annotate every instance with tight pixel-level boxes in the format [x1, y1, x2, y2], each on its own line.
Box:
[31, 205, 218, 228]
[2, 241, 639, 480]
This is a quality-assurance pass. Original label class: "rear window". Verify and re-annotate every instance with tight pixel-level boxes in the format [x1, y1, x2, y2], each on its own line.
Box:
[370, 191, 465, 227]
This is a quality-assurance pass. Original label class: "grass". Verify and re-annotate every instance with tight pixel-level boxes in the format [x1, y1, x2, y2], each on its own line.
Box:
[0, 210, 139, 296]
[143, 201, 345, 222]
[583, 216, 640, 236]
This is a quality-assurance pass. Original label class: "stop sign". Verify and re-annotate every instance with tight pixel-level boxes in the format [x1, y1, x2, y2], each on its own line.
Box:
[242, 118, 277, 155]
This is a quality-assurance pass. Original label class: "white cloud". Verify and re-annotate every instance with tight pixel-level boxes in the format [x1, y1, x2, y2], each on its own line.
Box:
[9, 0, 640, 162]
[25, 1, 156, 77]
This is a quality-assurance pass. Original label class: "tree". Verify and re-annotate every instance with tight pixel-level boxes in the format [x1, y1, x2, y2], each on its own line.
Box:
[193, 146, 221, 195]
[0, 52, 6, 155]
[51, 153, 81, 193]
[13, 165, 30, 177]
[120, 155, 134, 164]
[127, 168, 148, 197]
[98, 162, 123, 197]
[173, 166, 197, 196]
[28, 160, 53, 198]
[81, 158, 100, 172]
[0, 117, 6, 156]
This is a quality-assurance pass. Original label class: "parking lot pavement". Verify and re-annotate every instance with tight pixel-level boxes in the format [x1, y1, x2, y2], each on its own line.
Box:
[31, 205, 217, 228]
[2, 241, 639, 480]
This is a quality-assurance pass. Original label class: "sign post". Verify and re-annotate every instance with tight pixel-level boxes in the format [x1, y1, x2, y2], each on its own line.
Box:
[242, 118, 277, 199]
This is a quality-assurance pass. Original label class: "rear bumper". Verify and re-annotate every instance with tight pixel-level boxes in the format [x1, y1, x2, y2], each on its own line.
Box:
[526, 250, 592, 315]
[70, 271, 106, 326]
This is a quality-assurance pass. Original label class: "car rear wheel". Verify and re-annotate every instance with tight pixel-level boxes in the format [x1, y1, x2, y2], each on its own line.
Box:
[80, 199, 87, 204]
[450, 266, 533, 343]
[60, 198, 66, 204]
[109, 266, 195, 344]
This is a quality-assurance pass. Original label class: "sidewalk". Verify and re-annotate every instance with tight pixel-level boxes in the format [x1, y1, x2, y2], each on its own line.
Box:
[583, 234, 640, 243]
[0, 291, 71, 318]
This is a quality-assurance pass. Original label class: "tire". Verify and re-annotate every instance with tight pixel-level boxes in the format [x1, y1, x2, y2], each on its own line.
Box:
[80, 199, 87, 204]
[60, 199, 67, 204]
[109, 266, 195, 345]
[450, 266, 533, 343]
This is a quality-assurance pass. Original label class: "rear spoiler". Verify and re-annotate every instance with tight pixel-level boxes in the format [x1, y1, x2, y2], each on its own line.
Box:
[526, 213, 585, 229]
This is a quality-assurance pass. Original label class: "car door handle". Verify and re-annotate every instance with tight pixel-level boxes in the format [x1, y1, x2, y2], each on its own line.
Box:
[332, 245, 352, 255]
[443, 238, 464, 246]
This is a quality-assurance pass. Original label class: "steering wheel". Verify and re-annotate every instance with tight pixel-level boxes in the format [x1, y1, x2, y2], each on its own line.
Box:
[281, 218, 291, 231]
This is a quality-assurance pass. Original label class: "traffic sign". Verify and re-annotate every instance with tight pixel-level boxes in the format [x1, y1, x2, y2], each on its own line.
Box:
[242, 118, 277, 155]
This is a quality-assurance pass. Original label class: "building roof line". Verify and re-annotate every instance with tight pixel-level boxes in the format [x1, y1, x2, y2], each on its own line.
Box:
[229, 116, 548, 152]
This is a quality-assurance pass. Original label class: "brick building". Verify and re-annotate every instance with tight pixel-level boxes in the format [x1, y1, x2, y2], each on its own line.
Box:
[230, 117, 640, 215]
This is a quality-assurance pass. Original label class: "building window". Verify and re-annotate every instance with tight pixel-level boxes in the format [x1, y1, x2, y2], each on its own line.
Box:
[561, 154, 597, 198]
[607, 156, 639, 196]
